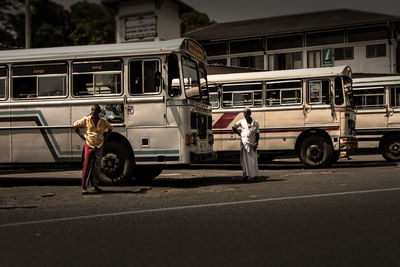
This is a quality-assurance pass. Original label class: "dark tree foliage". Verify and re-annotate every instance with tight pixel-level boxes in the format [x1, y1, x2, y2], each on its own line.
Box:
[180, 10, 215, 34]
[31, 0, 71, 47]
[0, 0, 114, 48]
[69, 2, 115, 45]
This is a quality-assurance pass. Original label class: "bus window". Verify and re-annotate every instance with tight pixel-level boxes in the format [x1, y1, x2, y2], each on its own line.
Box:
[222, 83, 262, 108]
[354, 87, 385, 108]
[0, 66, 7, 99]
[233, 92, 252, 106]
[334, 77, 344, 105]
[390, 87, 400, 107]
[182, 56, 201, 101]
[167, 54, 181, 97]
[129, 59, 160, 95]
[38, 76, 65, 97]
[73, 59, 122, 96]
[307, 80, 330, 104]
[208, 85, 219, 108]
[199, 64, 209, 105]
[266, 81, 302, 106]
[12, 62, 67, 99]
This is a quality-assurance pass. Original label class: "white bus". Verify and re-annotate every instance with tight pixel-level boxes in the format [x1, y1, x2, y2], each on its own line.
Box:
[208, 66, 357, 168]
[0, 38, 214, 184]
[353, 76, 400, 161]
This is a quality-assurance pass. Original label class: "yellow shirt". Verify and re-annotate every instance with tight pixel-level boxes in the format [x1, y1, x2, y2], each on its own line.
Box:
[74, 116, 113, 148]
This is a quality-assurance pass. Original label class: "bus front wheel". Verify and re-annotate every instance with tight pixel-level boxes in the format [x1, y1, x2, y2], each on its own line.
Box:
[299, 136, 333, 168]
[99, 140, 134, 185]
[381, 134, 400, 162]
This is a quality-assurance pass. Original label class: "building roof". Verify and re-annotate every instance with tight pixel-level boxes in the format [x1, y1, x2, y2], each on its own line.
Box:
[184, 9, 400, 42]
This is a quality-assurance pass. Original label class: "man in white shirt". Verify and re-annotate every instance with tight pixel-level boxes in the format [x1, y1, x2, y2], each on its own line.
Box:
[232, 107, 260, 181]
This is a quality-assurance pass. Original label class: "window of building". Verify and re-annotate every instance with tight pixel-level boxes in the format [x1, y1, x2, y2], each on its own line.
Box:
[203, 42, 227, 56]
[354, 87, 385, 108]
[12, 62, 67, 99]
[348, 25, 388, 42]
[0, 66, 7, 99]
[269, 52, 302, 70]
[73, 59, 122, 96]
[334, 47, 354, 60]
[306, 30, 344, 46]
[267, 35, 303, 50]
[366, 44, 386, 58]
[390, 87, 400, 107]
[229, 39, 264, 54]
[222, 83, 262, 108]
[266, 80, 302, 106]
[231, 55, 264, 69]
[208, 58, 227, 66]
[307, 50, 321, 68]
[307, 80, 330, 104]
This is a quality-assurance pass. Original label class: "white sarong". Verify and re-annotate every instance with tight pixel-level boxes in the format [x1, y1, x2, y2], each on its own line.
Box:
[240, 142, 259, 177]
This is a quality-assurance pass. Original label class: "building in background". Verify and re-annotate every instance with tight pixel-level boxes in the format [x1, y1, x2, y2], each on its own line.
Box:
[103, 0, 186, 43]
[184, 9, 400, 77]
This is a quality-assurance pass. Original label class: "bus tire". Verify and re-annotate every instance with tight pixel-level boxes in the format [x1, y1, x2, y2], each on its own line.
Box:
[299, 136, 333, 168]
[331, 151, 340, 164]
[134, 165, 164, 183]
[381, 134, 400, 162]
[98, 140, 133, 185]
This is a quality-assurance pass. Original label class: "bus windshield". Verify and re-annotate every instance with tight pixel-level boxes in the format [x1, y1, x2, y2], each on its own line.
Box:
[343, 76, 354, 108]
[182, 56, 204, 102]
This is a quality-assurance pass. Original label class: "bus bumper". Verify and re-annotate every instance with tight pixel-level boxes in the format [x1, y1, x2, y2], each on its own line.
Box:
[191, 152, 217, 163]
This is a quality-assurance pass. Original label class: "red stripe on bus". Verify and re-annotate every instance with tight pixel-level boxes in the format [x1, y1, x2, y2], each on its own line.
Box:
[212, 127, 340, 134]
[213, 113, 240, 129]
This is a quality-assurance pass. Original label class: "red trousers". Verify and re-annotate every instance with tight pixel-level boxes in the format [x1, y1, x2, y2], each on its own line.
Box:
[82, 143, 103, 188]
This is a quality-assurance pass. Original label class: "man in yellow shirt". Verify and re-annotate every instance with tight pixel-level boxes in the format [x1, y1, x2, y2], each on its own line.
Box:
[74, 104, 113, 194]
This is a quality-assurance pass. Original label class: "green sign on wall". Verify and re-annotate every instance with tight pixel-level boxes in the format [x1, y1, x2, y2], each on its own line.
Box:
[322, 48, 333, 67]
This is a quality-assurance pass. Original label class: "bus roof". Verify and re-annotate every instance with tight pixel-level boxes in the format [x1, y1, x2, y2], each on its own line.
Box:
[353, 76, 400, 87]
[207, 66, 352, 84]
[0, 38, 197, 63]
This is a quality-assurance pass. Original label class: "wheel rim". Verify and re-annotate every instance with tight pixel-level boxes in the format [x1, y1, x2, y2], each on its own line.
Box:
[388, 141, 400, 158]
[101, 153, 123, 178]
[306, 144, 323, 163]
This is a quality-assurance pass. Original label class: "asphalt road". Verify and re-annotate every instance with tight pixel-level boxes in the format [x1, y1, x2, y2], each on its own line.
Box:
[0, 155, 399, 267]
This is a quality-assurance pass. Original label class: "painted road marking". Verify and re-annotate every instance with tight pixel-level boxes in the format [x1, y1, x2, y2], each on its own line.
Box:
[1, 187, 400, 228]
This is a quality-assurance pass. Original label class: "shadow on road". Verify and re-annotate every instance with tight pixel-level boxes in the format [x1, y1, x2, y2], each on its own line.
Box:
[134, 176, 285, 188]
[0, 178, 80, 187]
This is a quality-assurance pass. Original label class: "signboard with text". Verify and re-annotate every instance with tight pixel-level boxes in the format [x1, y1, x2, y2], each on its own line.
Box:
[322, 48, 334, 67]
[125, 15, 157, 40]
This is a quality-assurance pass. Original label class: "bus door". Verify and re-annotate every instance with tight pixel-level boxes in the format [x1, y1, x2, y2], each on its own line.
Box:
[125, 58, 165, 142]
[304, 79, 336, 125]
[388, 86, 400, 127]
[0, 67, 11, 163]
[353, 86, 387, 147]
[265, 80, 304, 150]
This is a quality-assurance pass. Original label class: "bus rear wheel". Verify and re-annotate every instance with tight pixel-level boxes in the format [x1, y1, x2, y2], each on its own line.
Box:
[381, 135, 400, 162]
[134, 165, 164, 183]
[299, 136, 333, 168]
[98, 140, 133, 185]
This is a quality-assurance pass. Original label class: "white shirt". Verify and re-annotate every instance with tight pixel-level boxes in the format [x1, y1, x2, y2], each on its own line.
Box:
[234, 118, 260, 146]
